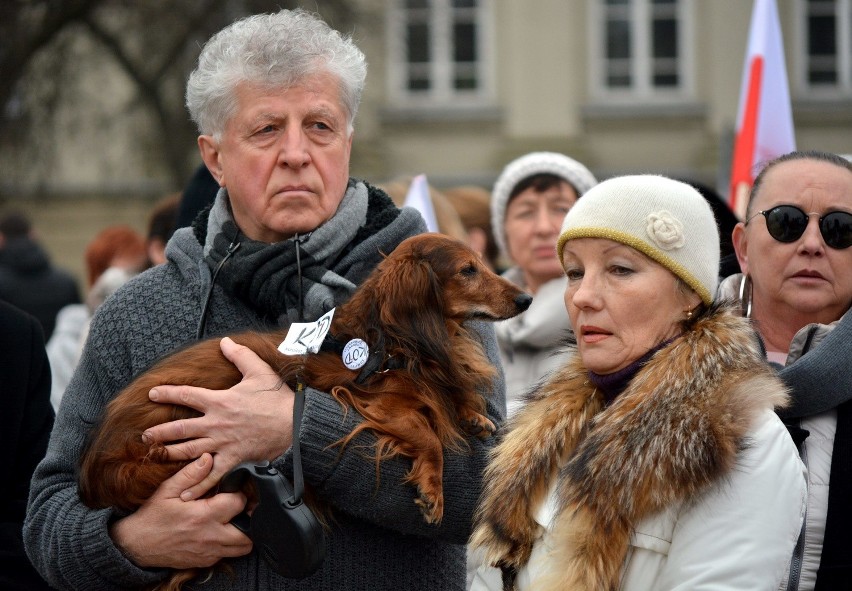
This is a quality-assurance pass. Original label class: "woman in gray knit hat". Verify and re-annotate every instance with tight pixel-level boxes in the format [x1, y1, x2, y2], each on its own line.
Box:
[489, 151, 597, 418]
[467, 152, 597, 589]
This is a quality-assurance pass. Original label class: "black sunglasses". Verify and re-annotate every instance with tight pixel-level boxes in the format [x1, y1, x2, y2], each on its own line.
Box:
[746, 205, 852, 250]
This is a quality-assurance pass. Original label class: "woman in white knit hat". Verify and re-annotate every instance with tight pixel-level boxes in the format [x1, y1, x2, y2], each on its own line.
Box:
[471, 174, 806, 591]
[489, 151, 597, 418]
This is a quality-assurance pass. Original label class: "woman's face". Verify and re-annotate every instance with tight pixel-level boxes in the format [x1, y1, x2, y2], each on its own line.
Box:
[504, 180, 578, 292]
[733, 159, 852, 326]
[562, 238, 700, 375]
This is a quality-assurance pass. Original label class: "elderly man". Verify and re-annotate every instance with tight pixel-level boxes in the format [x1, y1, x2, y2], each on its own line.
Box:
[24, 9, 503, 591]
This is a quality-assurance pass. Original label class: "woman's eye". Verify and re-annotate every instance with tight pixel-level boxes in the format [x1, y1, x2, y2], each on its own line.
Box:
[564, 269, 583, 281]
[610, 265, 633, 276]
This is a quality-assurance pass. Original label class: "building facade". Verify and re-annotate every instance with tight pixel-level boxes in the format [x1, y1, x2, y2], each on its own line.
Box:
[3, 0, 851, 283]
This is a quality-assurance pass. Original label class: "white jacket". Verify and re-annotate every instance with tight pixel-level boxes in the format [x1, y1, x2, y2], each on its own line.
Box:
[471, 304, 807, 591]
[471, 410, 806, 591]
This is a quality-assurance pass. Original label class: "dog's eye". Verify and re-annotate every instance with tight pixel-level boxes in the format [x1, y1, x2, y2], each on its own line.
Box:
[460, 263, 478, 276]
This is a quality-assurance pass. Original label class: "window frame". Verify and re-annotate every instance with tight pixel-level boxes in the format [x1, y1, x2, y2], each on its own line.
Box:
[586, 0, 696, 105]
[386, 0, 495, 108]
[794, 0, 852, 97]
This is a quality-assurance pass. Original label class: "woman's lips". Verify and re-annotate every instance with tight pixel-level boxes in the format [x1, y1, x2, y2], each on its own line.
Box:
[580, 325, 611, 343]
[791, 269, 825, 280]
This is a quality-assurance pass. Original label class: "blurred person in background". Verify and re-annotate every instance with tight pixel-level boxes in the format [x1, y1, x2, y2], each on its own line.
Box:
[0, 210, 80, 340]
[719, 149, 852, 590]
[175, 163, 219, 229]
[46, 225, 146, 411]
[82, 225, 148, 289]
[0, 300, 55, 591]
[443, 185, 500, 272]
[467, 152, 597, 589]
[489, 152, 597, 417]
[146, 193, 181, 266]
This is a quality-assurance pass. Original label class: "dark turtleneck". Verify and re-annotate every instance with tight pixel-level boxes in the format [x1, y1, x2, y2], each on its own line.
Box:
[587, 339, 675, 406]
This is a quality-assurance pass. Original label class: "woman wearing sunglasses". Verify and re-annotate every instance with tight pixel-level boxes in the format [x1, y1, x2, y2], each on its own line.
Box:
[720, 149, 852, 590]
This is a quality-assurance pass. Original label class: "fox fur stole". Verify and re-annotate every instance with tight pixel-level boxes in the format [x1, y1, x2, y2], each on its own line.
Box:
[470, 302, 788, 591]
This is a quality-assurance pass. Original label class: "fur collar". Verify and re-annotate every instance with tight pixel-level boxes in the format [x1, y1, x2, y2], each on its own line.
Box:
[471, 302, 788, 590]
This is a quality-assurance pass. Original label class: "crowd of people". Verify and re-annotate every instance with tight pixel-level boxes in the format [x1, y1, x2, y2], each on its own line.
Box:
[0, 7, 849, 591]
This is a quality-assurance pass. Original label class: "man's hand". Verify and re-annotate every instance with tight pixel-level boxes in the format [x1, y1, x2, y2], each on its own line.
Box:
[142, 337, 295, 500]
[109, 453, 253, 569]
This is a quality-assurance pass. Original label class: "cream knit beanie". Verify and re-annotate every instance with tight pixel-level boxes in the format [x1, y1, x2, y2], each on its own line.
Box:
[491, 152, 597, 261]
[556, 175, 719, 305]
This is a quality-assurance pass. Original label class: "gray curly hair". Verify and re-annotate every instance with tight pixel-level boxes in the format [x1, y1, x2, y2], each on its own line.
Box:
[185, 9, 367, 139]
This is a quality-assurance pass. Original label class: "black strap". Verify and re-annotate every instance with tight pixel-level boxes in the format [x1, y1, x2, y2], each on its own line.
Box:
[197, 237, 240, 339]
[292, 379, 307, 503]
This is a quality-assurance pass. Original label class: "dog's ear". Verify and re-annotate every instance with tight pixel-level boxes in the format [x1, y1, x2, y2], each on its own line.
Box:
[373, 255, 453, 371]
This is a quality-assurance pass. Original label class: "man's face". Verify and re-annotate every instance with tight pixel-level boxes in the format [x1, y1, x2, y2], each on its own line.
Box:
[199, 73, 353, 243]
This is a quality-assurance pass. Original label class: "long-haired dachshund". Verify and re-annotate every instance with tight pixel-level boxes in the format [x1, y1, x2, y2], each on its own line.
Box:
[79, 233, 531, 529]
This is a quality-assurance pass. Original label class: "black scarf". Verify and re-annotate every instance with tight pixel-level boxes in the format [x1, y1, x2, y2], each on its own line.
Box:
[195, 178, 425, 325]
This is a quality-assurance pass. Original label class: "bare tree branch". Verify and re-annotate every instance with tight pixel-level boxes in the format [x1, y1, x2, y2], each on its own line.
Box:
[0, 0, 104, 116]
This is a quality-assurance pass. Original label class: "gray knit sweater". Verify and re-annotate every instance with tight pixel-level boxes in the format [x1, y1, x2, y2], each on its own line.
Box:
[24, 186, 505, 591]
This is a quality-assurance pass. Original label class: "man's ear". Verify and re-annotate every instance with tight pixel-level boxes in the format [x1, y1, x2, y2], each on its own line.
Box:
[731, 222, 749, 276]
[198, 135, 225, 187]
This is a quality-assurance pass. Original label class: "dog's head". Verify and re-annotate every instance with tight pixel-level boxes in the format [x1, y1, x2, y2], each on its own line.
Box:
[341, 233, 531, 370]
[380, 233, 532, 322]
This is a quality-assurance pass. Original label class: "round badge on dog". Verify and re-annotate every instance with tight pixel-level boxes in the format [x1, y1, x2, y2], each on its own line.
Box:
[342, 339, 369, 370]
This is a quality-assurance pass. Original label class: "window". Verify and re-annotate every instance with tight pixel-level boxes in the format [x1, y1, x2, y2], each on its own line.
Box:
[588, 0, 695, 102]
[387, 0, 493, 106]
[797, 0, 852, 95]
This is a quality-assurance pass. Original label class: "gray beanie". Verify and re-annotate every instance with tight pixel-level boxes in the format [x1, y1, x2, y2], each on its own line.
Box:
[556, 174, 720, 305]
[491, 152, 597, 261]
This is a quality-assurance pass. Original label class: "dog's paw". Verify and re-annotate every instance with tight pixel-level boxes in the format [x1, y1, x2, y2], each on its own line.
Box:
[414, 489, 443, 524]
[459, 412, 496, 438]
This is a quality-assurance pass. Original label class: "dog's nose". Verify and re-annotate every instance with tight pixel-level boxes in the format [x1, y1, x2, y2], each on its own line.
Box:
[515, 293, 533, 312]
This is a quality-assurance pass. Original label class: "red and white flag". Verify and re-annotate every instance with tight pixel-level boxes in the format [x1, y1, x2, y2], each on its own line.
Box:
[728, 0, 796, 219]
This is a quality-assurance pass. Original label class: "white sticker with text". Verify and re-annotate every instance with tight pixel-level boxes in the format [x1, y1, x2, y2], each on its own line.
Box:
[278, 308, 335, 356]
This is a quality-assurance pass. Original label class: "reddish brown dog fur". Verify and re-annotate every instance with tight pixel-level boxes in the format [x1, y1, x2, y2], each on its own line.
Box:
[78, 233, 531, 586]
